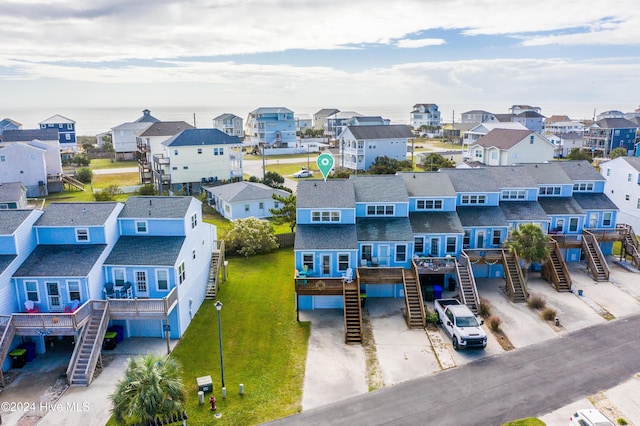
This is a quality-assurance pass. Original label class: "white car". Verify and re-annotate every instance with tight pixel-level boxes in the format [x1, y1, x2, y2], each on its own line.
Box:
[569, 409, 614, 426]
[293, 169, 314, 178]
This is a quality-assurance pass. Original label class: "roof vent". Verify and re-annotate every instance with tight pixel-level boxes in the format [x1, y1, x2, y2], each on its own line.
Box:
[83, 207, 87, 213]
[149, 199, 152, 205]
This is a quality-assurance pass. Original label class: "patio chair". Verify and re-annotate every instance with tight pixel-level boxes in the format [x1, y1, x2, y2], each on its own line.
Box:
[370, 257, 379, 267]
[120, 282, 133, 299]
[104, 282, 116, 299]
[24, 300, 40, 313]
[342, 268, 354, 284]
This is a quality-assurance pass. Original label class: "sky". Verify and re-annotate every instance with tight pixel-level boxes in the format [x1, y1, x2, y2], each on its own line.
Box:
[1, 0, 640, 132]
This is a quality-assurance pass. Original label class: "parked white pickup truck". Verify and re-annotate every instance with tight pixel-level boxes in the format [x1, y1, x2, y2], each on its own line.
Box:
[434, 298, 487, 350]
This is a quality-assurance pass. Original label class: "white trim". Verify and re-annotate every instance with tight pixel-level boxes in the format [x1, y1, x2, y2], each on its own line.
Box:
[66, 280, 82, 301]
[25, 280, 40, 303]
[75, 227, 89, 242]
[156, 269, 170, 292]
[135, 220, 148, 234]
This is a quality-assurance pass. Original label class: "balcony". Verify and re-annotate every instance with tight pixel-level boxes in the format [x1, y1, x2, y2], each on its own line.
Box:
[108, 287, 178, 320]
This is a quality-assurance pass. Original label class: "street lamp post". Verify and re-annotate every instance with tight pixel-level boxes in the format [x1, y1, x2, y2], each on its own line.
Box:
[215, 301, 225, 391]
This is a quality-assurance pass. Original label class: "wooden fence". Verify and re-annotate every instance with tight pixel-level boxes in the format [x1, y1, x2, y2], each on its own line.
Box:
[276, 232, 295, 248]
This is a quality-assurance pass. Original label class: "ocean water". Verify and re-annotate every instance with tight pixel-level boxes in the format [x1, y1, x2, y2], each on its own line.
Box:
[2, 103, 627, 136]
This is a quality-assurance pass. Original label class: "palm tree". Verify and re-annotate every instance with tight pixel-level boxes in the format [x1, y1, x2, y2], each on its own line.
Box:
[111, 354, 185, 425]
[504, 223, 550, 277]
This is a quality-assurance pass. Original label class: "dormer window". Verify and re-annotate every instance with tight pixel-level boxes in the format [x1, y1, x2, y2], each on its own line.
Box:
[75, 228, 89, 242]
[136, 221, 148, 234]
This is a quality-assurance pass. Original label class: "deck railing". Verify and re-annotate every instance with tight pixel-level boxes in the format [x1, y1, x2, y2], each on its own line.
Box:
[0, 316, 16, 386]
[583, 227, 626, 242]
[109, 287, 178, 318]
[12, 300, 93, 333]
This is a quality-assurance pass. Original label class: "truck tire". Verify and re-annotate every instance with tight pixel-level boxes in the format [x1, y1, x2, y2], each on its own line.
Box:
[452, 336, 459, 351]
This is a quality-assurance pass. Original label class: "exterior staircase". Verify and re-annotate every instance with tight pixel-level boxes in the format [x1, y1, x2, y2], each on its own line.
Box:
[542, 239, 572, 292]
[67, 301, 110, 386]
[502, 251, 528, 303]
[457, 252, 480, 313]
[402, 269, 425, 328]
[622, 225, 640, 269]
[0, 316, 16, 387]
[343, 283, 362, 344]
[582, 231, 609, 281]
[61, 174, 85, 191]
[205, 250, 222, 300]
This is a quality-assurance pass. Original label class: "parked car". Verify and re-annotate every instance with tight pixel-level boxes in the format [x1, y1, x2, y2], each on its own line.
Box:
[293, 168, 314, 178]
[569, 409, 614, 426]
[434, 298, 487, 350]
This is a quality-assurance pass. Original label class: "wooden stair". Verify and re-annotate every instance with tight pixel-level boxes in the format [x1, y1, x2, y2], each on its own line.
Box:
[582, 231, 609, 281]
[622, 225, 640, 269]
[542, 239, 572, 292]
[61, 174, 85, 191]
[205, 249, 222, 300]
[67, 301, 109, 386]
[402, 269, 425, 329]
[457, 252, 480, 313]
[0, 316, 16, 387]
[343, 283, 362, 344]
[502, 251, 528, 303]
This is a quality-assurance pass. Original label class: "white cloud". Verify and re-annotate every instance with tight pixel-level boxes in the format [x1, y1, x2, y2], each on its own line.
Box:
[396, 38, 445, 49]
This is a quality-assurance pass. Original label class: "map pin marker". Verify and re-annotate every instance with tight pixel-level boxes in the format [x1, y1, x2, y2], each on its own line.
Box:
[316, 152, 334, 181]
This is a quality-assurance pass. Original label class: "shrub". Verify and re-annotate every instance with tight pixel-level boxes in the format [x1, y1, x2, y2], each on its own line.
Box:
[223, 217, 279, 257]
[425, 310, 439, 326]
[487, 315, 502, 332]
[94, 184, 122, 201]
[137, 183, 157, 195]
[478, 297, 492, 319]
[618, 418, 628, 425]
[527, 293, 546, 310]
[75, 167, 93, 184]
[541, 307, 557, 321]
[71, 154, 90, 166]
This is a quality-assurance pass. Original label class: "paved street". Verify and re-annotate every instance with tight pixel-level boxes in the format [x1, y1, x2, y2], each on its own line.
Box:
[270, 313, 640, 425]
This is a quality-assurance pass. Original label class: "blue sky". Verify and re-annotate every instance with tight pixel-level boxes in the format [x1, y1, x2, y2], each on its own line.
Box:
[1, 0, 639, 125]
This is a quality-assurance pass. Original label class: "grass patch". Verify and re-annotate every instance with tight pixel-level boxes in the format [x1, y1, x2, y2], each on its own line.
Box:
[541, 307, 557, 321]
[89, 159, 137, 169]
[478, 297, 492, 319]
[502, 419, 545, 426]
[169, 248, 309, 425]
[527, 293, 546, 310]
[92, 172, 140, 189]
[487, 315, 502, 332]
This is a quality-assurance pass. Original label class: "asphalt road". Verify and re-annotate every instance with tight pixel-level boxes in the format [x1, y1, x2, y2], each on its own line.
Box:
[269, 313, 640, 426]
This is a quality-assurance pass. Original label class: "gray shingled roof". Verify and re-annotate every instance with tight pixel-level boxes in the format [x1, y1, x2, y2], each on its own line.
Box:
[104, 236, 185, 266]
[0, 255, 16, 274]
[346, 125, 414, 139]
[296, 180, 355, 209]
[409, 212, 464, 234]
[294, 225, 358, 250]
[538, 197, 584, 215]
[556, 161, 604, 181]
[134, 109, 160, 123]
[572, 193, 618, 210]
[314, 108, 340, 117]
[521, 163, 572, 185]
[351, 175, 408, 203]
[594, 118, 638, 129]
[515, 111, 544, 118]
[485, 166, 538, 189]
[456, 206, 508, 227]
[162, 128, 240, 147]
[14, 244, 107, 277]
[441, 168, 500, 193]
[214, 113, 240, 121]
[499, 201, 550, 222]
[621, 156, 640, 172]
[474, 129, 534, 150]
[0, 210, 35, 235]
[139, 121, 194, 137]
[36, 202, 121, 227]
[119, 196, 193, 219]
[356, 218, 414, 242]
[1, 129, 58, 142]
[0, 182, 24, 200]
[398, 172, 456, 197]
[206, 181, 289, 203]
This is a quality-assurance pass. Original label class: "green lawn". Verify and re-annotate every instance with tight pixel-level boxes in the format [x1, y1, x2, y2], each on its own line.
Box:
[502, 419, 545, 426]
[170, 249, 309, 425]
[92, 172, 141, 189]
[89, 159, 138, 169]
[203, 208, 293, 235]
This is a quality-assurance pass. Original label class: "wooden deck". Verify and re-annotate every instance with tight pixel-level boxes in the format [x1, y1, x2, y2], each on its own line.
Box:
[412, 257, 456, 275]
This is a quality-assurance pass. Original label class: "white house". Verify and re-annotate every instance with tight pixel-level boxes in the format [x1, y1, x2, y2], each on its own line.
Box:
[0, 143, 49, 196]
[340, 124, 415, 171]
[294, 114, 313, 133]
[153, 128, 243, 195]
[467, 128, 555, 166]
[136, 121, 194, 185]
[462, 122, 528, 154]
[600, 156, 640, 230]
[111, 122, 154, 160]
[543, 120, 585, 136]
[213, 113, 244, 139]
[205, 181, 290, 220]
[547, 133, 584, 158]
[410, 104, 441, 131]
[0, 182, 28, 209]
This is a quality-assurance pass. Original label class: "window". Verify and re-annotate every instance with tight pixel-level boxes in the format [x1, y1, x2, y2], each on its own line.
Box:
[67, 281, 81, 301]
[463, 231, 471, 249]
[492, 230, 501, 245]
[174, 149, 178, 155]
[361, 245, 372, 262]
[157, 269, 169, 291]
[197, 148, 203, 154]
[191, 213, 197, 229]
[628, 173, 632, 182]
[259, 202, 264, 209]
[637, 198, 640, 209]
[555, 219, 564, 233]
[626, 194, 630, 201]
[75, 228, 89, 242]
[474, 149, 482, 158]
[338, 253, 349, 271]
[446, 237, 456, 253]
[606, 168, 611, 176]
[183, 166, 189, 170]
[501, 190, 525, 200]
[113, 269, 125, 286]
[491, 151, 498, 160]
[244, 204, 250, 212]
[569, 217, 579, 232]
[416, 199, 443, 210]
[274, 202, 280, 208]
[0, 155, 4, 162]
[214, 147, 225, 156]
[67, 124, 72, 130]
[302, 253, 314, 270]
[136, 221, 147, 233]
[603, 212, 612, 227]
[192, 249, 197, 260]
[311, 210, 340, 222]
[172, 166, 178, 170]
[460, 195, 486, 205]
[366, 205, 394, 216]
[136, 271, 147, 294]
[178, 262, 186, 284]
[65, 134, 71, 140]
[530, 135, 534, 144]
[572, 183, 594, 192]
[395, 244, 407, 262]
[414, 237, 424, 253]
[539, 186, 561, 196]
[25, 281, 39, 302]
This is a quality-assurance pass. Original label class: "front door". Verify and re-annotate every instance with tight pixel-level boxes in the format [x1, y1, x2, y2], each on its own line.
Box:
[477, 231, 485, 249]
[46, 282, 62, 311]
[379, 245, 389, 266]
[135, 271, 149, 298]
[589, 215, 598, 228]
[430, 238, 439, 257]
[321, 255, 330, 276]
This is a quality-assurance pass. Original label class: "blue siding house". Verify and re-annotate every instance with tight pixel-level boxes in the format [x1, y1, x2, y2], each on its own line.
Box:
[245, 107, 296, 148]
[39, 114, 77, 154]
